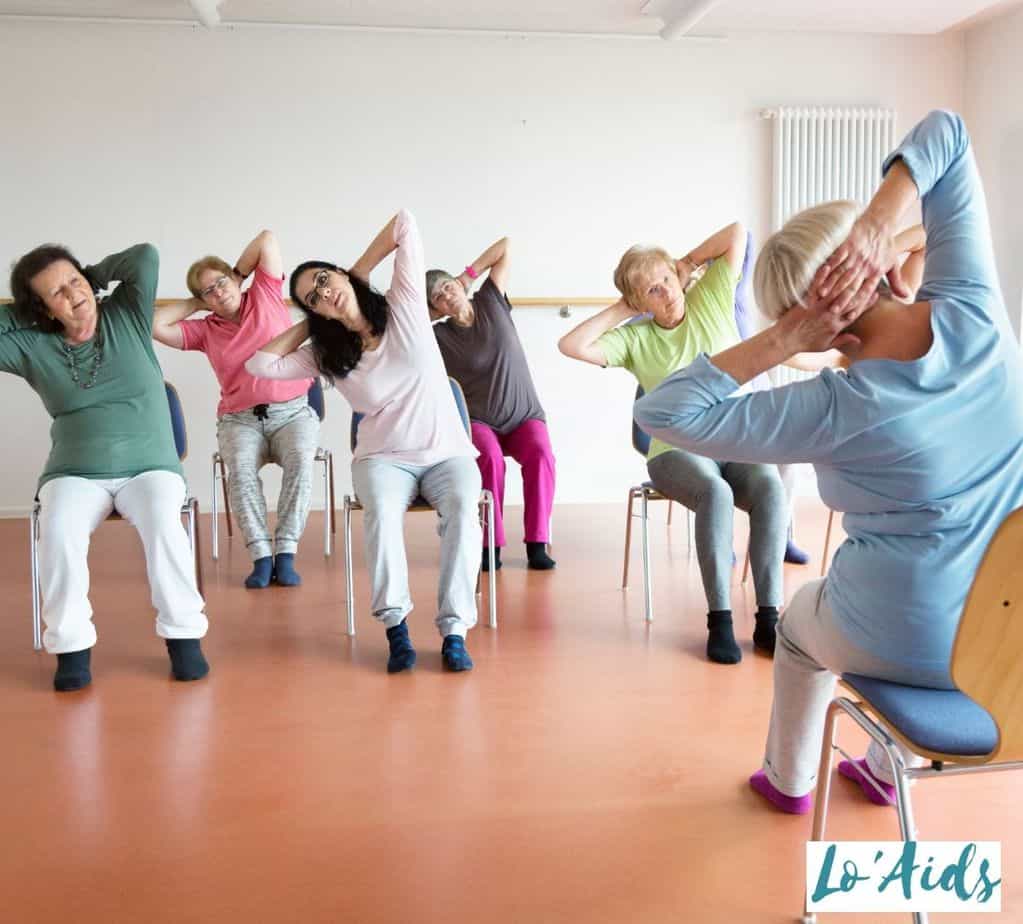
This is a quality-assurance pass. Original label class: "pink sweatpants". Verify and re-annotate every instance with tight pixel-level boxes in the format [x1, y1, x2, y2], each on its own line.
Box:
[471, 418, 556, 548]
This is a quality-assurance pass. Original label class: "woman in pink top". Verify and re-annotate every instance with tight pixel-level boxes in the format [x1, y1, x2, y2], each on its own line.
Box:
[246, 210, 481, 674]
[153, 230, 320, 589]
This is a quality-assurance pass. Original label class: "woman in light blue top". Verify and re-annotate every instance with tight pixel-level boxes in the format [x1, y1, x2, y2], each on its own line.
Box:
[634, 110, 1023, 813]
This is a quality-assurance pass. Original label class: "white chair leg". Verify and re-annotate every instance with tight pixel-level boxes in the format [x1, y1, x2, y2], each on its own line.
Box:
[211, 453, 220, 561]
[641, 490, 653, 622]
[343, 497, 355, 636]
[30, 503, 42, 651]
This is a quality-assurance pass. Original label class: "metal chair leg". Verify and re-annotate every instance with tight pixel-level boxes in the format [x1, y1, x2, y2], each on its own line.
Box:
[343, 496, 355, 636]
[820, 508, 835, 577]
[667, 500, 674, 526]
[211, 453, 220, 560]
[320, 452, 331, 557]
[622, 488, 636, 588]
[188, 497, 204, 599]
[30, 503, 42, 651]
[741, 545, 751, 584]
[641, 490, 653, 622]
[485, 490, 497, 629]
[328, 451, 336, 535]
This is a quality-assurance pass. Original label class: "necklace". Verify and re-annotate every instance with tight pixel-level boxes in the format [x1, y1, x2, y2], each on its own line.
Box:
[62, 323, 105, 390]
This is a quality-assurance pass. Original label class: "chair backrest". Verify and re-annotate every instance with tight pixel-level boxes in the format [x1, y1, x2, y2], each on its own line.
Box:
[307, 378, 326, 422]
[950, 505, 1023, 762]
[350, 377, 470, 453]
[631, 384, 651, 457]
[164, 381, 187, 461]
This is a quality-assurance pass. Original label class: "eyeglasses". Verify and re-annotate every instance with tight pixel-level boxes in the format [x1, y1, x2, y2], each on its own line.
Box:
[306, 269, 336, 309]
[199, 276, 231, 301]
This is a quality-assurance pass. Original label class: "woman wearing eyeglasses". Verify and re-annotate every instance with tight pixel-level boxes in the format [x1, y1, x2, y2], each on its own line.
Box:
[153, 231, 320, 589]
[2, 242, 209, 691]
[246, 210, 481, 674]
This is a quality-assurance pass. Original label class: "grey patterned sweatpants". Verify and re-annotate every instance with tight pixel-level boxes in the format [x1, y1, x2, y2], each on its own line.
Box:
[216, 395, 320, 560]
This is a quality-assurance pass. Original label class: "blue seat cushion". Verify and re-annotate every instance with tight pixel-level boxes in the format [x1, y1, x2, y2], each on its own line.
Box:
[842, 673, 999, 758]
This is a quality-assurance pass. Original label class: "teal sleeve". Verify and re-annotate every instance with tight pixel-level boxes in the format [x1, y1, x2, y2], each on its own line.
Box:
[84, 243, 160, 327]
[0, 310, 31, 375]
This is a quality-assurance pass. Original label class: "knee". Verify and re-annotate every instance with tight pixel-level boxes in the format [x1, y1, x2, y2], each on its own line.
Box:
[702, 477, 734, 511]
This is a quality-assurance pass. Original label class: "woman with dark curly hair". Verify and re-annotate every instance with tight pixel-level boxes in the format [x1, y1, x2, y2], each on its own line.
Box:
[247, 210, 481, 674]
[2, 242, 209, 691]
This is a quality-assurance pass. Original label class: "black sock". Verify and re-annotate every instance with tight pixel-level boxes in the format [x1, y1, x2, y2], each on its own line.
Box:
[54, 648, 92, 692]
[706, 610, 742, 664]
[166, 639, 209, 682]
[441, 635, 474, 672]
[385, 619, 417, 673]
[482, 546, 502, 572]
[526, 541, 556, 570]
[754, 606, 780, 654]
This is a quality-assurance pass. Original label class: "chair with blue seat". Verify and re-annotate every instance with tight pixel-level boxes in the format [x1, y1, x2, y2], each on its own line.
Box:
[210, 378, 336, 559]
[29, 381, 203, 650]
[342, 376, 497, 636]
[802, 505, 1023, 924]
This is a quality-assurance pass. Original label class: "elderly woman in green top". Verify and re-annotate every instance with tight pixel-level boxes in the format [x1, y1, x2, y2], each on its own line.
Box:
[2, 242, 209, 691]
[559, 223, 787, 665]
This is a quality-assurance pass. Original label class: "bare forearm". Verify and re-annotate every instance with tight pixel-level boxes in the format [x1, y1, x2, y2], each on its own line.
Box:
[710, 325, 794, 386]
[861, 161, 920, 238]
[154, 298, 202, 328]
[350, 214, 399, 282]
[468, 238, 508, 276]
[235, 229, 281, 278]
[685, 222, 743, 267]
[558, 301, 634, 363]
[260, 319, 310, 356]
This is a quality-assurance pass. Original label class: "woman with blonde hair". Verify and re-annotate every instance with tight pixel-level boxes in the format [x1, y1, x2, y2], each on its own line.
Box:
[560, 223, 788, 665]
[634, 110, 1023, 812]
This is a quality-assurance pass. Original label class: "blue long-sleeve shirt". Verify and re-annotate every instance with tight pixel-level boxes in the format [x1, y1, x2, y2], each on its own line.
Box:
[634, 111, 1023, 683]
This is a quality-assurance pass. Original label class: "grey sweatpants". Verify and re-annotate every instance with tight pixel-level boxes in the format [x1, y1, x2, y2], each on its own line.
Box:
[647, 448, 787, 611]
[351, 455, 482, 639]
[216, 395, 320, 561]
[763, 579, 944, 796]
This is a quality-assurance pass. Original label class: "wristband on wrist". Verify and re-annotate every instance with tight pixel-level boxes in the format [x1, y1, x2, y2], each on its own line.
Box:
[464, 265, 479, 280]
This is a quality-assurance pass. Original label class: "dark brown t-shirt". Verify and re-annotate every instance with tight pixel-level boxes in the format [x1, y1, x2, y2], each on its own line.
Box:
[432, 278, 546, 435]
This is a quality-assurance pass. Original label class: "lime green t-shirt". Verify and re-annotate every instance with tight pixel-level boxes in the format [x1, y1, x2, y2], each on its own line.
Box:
[598, 258, 741, 460]
[0, 244, 183, 489]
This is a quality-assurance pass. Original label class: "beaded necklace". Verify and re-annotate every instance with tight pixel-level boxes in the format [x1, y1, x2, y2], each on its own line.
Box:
[61, 322, 105, 390]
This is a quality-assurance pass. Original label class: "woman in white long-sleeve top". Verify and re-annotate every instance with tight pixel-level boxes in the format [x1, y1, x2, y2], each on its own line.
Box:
[246, 210, 481, 673]
[634, 111, 1023, 813]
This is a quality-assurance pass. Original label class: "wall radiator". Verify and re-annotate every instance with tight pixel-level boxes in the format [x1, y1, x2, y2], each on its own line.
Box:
[764, 106, 897, 386]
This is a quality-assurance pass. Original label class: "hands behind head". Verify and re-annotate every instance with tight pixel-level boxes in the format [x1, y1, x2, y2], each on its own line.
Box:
[815, 213, 911, 303]
[777, 261, 878, 355]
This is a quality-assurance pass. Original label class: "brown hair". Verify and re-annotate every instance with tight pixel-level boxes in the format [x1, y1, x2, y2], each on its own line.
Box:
[186, 256, 235, 299]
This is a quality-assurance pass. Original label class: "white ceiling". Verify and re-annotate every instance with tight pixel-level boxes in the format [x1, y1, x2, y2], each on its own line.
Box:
[0, 0, 1017, 35]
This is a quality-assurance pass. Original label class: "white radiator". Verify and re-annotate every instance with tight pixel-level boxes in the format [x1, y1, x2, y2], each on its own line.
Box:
[768, 107, 897, 230]
[765, 106, 897, 386]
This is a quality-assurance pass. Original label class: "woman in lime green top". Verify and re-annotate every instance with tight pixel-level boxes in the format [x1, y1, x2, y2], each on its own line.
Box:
[559, 222, 787, 665]
[3, 243, 209, 691]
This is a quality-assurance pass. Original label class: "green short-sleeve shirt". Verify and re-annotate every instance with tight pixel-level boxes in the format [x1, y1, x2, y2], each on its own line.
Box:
[0, 244, 183, 490]
[598, 259, 741, 460]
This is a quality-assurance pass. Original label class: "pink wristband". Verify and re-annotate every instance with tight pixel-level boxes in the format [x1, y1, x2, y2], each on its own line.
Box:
[464, 265, 479, 280]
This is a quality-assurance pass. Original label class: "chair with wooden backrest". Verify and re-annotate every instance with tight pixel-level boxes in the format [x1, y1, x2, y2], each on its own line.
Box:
[802, 505, 1023, 924]
[210, 378, 336, 559]
[341, 376, 497, 636]
[29, 381, 203, 650]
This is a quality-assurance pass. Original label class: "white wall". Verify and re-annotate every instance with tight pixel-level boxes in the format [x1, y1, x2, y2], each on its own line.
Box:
[964, 4, 1023, 339]
[0, 22, 965, 513]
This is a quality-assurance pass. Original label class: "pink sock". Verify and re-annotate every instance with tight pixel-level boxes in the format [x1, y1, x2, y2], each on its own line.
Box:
[749, 769, 813, 815]
[838, 758, 895, 806]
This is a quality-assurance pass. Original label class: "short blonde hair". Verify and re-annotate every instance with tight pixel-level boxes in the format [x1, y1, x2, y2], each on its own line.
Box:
[753, 201, 858, 321]
[186, 256, 234, 298]
[613, 245, 676, 312]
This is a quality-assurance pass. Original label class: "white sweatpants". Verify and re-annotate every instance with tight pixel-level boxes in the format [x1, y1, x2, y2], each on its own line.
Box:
[37, 471, 208, 654]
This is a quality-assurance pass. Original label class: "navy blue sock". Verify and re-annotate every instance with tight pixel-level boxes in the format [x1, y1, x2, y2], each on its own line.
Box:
[526, 541, 556, 570]
[273, 552, 301, 586]
[482, 546, 502, 572]
[386, 619, 417, 673]
[54, 648, 92, 692]
[244, 556, 273, 589]
[166, 639, 209, 682]
[706, 610, 742, 664]
[441, 635, 474, 672]
[784, 537, 809, 565]
[754, 606, 780, 654]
